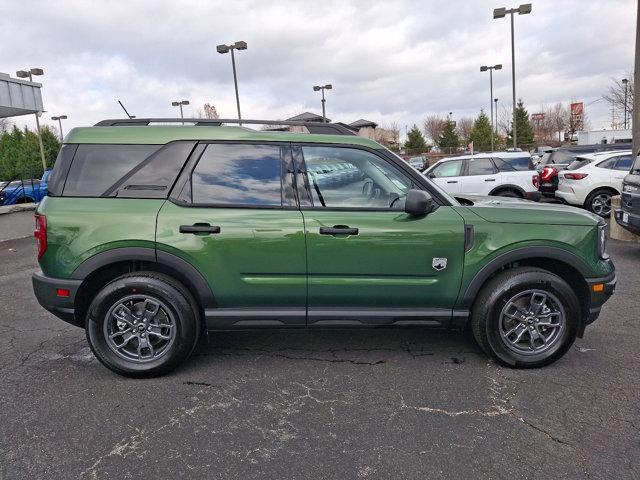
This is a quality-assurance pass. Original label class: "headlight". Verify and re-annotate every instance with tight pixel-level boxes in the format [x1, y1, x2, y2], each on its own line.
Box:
[623, 183, 640, 193]
[598, 225, 607, 259]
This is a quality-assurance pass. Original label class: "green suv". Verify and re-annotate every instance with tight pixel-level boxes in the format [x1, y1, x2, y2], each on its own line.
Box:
[32, 118, 616, 377]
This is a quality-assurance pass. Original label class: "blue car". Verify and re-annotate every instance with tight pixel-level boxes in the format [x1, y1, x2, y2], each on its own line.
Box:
[0, 169, 52, 205]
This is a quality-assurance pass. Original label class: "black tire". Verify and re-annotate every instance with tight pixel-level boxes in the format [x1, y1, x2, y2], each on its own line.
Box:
[471, 267, 580, 368]
[494, 189, 522, 198]
[584, 188, 614, 217]
[86, 272, 200, 377]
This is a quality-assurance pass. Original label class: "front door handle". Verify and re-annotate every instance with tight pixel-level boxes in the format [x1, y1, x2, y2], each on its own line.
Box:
[447, 180, 458, 184]
[484, 178, 496, 182]
[179, 224, 221, 234]
[319, 225, 359, 236]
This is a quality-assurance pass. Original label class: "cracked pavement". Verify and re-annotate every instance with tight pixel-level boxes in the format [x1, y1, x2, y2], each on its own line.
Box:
[1, 235, 639, 479]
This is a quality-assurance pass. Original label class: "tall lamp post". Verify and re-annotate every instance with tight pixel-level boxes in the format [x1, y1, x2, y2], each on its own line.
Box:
[480, 64, 502, 151]
[313, 84, 332, 122]
[216, 41, 248, 123]
[494, 98, 499, 138]
[51, 115, 67, 142]
[622, 78, 629, 129]
[16, 68, 47, 172]
[171, 100, 189, 124]
[493, 3, 532, 149]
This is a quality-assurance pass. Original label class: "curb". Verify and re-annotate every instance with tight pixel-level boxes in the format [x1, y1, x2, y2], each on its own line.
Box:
[0, 203, 37, 215]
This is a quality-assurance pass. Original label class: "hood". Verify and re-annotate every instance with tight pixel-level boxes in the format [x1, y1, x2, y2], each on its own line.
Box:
[455, 195, 601, 226]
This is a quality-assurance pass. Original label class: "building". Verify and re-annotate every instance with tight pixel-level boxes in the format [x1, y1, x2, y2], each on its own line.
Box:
[0, 72, 43, 119]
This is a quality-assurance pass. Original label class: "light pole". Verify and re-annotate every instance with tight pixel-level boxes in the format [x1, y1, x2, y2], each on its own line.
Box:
[480, 64, 502, 151]
[216, 41, 247, 123]
[622, 78, 629, 129]
[493, 3, 532, 149]
[51, 115, 67, 142]
[16, 68, 47, 172]
[494, 98, 499, 138]
[171, 100, 189, 124]
[313, 84, 332, 122]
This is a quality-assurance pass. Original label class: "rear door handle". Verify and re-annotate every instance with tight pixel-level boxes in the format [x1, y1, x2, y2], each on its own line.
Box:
[447, 180, 458, 184]
[320, 225, 359, 235]
[484, 178, 496, 182]
[179, 224, 221, 234]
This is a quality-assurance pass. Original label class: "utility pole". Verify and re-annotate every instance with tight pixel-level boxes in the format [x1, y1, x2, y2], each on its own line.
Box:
[633, 0, 640, 161]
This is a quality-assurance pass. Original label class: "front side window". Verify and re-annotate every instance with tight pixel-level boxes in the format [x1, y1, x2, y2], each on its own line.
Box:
[431, 160, 463, 178]
[302, 146, 412, 209]
[191, 144, 282, 206]
[467, 158, 497, 176]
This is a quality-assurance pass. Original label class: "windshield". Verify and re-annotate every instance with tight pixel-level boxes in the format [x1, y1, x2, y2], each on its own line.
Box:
[567, 157, 592, 170]
[546, 150, 580, 166]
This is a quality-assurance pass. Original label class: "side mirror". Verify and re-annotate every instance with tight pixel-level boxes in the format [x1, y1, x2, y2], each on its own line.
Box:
[405, 189, 434, 216]
[427, 172, 436, 179]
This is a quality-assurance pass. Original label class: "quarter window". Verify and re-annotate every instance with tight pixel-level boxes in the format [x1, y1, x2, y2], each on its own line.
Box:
[191, 144, 283, 206]
[302, 146, 412, 209]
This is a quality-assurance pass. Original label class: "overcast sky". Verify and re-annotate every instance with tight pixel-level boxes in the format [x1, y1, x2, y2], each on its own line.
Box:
[1, 0, 635, 139]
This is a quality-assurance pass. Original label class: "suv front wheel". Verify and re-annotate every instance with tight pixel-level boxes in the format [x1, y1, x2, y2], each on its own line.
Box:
[86, 272, 200, 377]
[471, 267, 580, 368]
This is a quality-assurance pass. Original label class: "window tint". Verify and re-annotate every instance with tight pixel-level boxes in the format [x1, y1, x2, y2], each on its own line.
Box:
[596, 157, 618, 170]
[63, 144, 161, 196]
[431, 160, 462, 177]
[493, 158, 516, 172]
[467, 158, 497, 176]
[302, 146, 412, 209]
[191, 144, 282, 206]
[614, 155, 633, 171]
[501, 156, 532, 171]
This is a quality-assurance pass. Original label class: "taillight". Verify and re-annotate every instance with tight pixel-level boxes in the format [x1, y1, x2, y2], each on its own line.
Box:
[532, 174, 540, 189]
[564, 173, 589, 180]
[34, 213, 47, 260]
[540, 167, 556, 181]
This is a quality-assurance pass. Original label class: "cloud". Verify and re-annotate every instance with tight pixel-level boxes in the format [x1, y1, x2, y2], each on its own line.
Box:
[1, 0, 635, 135]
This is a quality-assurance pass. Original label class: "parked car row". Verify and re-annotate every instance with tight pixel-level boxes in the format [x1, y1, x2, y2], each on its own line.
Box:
[307, 162, 362, 188]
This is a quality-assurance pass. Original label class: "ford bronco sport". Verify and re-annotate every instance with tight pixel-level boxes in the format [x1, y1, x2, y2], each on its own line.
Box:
[32, 118, 616, 377]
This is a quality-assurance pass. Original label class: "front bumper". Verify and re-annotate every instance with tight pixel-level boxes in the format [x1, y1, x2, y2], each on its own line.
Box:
[582, 272, 616, 333]
[614, 208, 640, 235]
[32, 270, 83, 328]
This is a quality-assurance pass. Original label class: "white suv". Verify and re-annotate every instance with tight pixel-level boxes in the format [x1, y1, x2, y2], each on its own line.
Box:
[555, 150, 633, 216]
[424, 153, 541, 201]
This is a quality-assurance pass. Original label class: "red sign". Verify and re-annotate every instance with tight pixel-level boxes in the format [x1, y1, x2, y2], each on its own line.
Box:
[570, 102, 584, 116]
[570, 102, 584, 131]
[531, 113, 545, 121]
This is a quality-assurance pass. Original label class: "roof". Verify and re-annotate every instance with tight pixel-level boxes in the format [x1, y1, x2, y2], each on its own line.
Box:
[286, 112, 328, 122]
[441, 151, 533, 161]
[64, 125, 383, 148]
[349, 119, 378, 128]
[575, 150, 632, 161]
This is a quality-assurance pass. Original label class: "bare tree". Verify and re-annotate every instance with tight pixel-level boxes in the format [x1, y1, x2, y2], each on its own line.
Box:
[0, 118, 11, 133]
[196, 103, 220, 119]
[497, 106, 512, 137]
[375, 121, 400, 148]
[602, 75, 634, 124]
[423, 115, 446, 143]
[548, 103, 569, 142]
[456, 117, 474, 143]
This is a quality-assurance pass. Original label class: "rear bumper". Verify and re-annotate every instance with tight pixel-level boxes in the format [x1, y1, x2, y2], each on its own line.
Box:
[614, 208, 640, 235]
[554, 188, 582, 206]
[539, 182, 557, 196]
[583, 272, 616, 330]
[523, 191, 541, 202]
[32, 270, 83, 328]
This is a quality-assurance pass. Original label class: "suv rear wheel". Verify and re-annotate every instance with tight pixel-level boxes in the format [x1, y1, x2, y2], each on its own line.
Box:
[471, 267, 579, 368]
[86, 272, 199, 377]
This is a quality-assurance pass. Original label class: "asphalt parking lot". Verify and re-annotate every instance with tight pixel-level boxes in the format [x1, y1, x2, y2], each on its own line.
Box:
[1, 233, 639, 479]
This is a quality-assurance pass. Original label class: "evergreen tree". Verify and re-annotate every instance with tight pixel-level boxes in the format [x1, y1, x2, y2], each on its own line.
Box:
[507, 99, 535, 149]
[469, 110, 498, 152]
[0, 125, 60, 180]
[404, 124, 427, 155]
[438, 121, 459, 151]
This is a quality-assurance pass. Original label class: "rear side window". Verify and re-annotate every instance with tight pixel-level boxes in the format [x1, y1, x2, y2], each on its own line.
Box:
[501, 156, 532, 171]
[467, 158, 497, 176]
[614, 155, 633, 171]
[596, 157, 618, 170]
[63, 144, 161, 196]
[47, 144, 78, 196]
[191, 144, 283, 206]
[493, 158, 516, 172]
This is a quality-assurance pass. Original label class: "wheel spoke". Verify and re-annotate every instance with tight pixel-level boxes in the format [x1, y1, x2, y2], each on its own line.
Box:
[141, 299, 161, 322]
[137, 337, 155, 360]
[112, 304, 136, 327]
[147, 330, 171, 340]
[113, 332, 136, 349]
[528, 292, 547, 315]
[109, 327, 132, 339]
[509, 324, 527, 345]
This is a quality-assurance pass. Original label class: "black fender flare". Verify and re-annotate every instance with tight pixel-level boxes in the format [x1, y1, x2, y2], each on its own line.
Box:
[489, 184, 526, 197]
[457, 246, 593, 309]
[71, 247, 215, 308]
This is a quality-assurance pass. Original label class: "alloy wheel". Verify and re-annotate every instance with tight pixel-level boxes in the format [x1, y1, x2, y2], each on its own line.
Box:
[591, 193, 611, 216]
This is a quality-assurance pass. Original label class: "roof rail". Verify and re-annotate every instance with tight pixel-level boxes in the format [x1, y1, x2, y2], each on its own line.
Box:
[94, 118, 357, 136]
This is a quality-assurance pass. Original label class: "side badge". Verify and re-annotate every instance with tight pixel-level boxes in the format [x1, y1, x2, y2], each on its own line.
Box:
[432, 258, 447, 271]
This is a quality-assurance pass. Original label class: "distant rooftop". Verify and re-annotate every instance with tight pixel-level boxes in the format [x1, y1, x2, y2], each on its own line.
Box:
[350, 119, 378, 128]
[287, 112, 329, 122]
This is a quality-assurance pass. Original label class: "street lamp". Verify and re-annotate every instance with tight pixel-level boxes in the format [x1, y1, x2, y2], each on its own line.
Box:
[493, 3, 532, 148]
[480, 64, 503, 151]
[312, 84, 332, 122]
[216, 41, 247, 123]
[16, 68, 47, 172]
[622, 78, 629, 129]
[51, 115, 67, 142]
[171, 100, 189, 124]
[494, 98, 499, 138]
